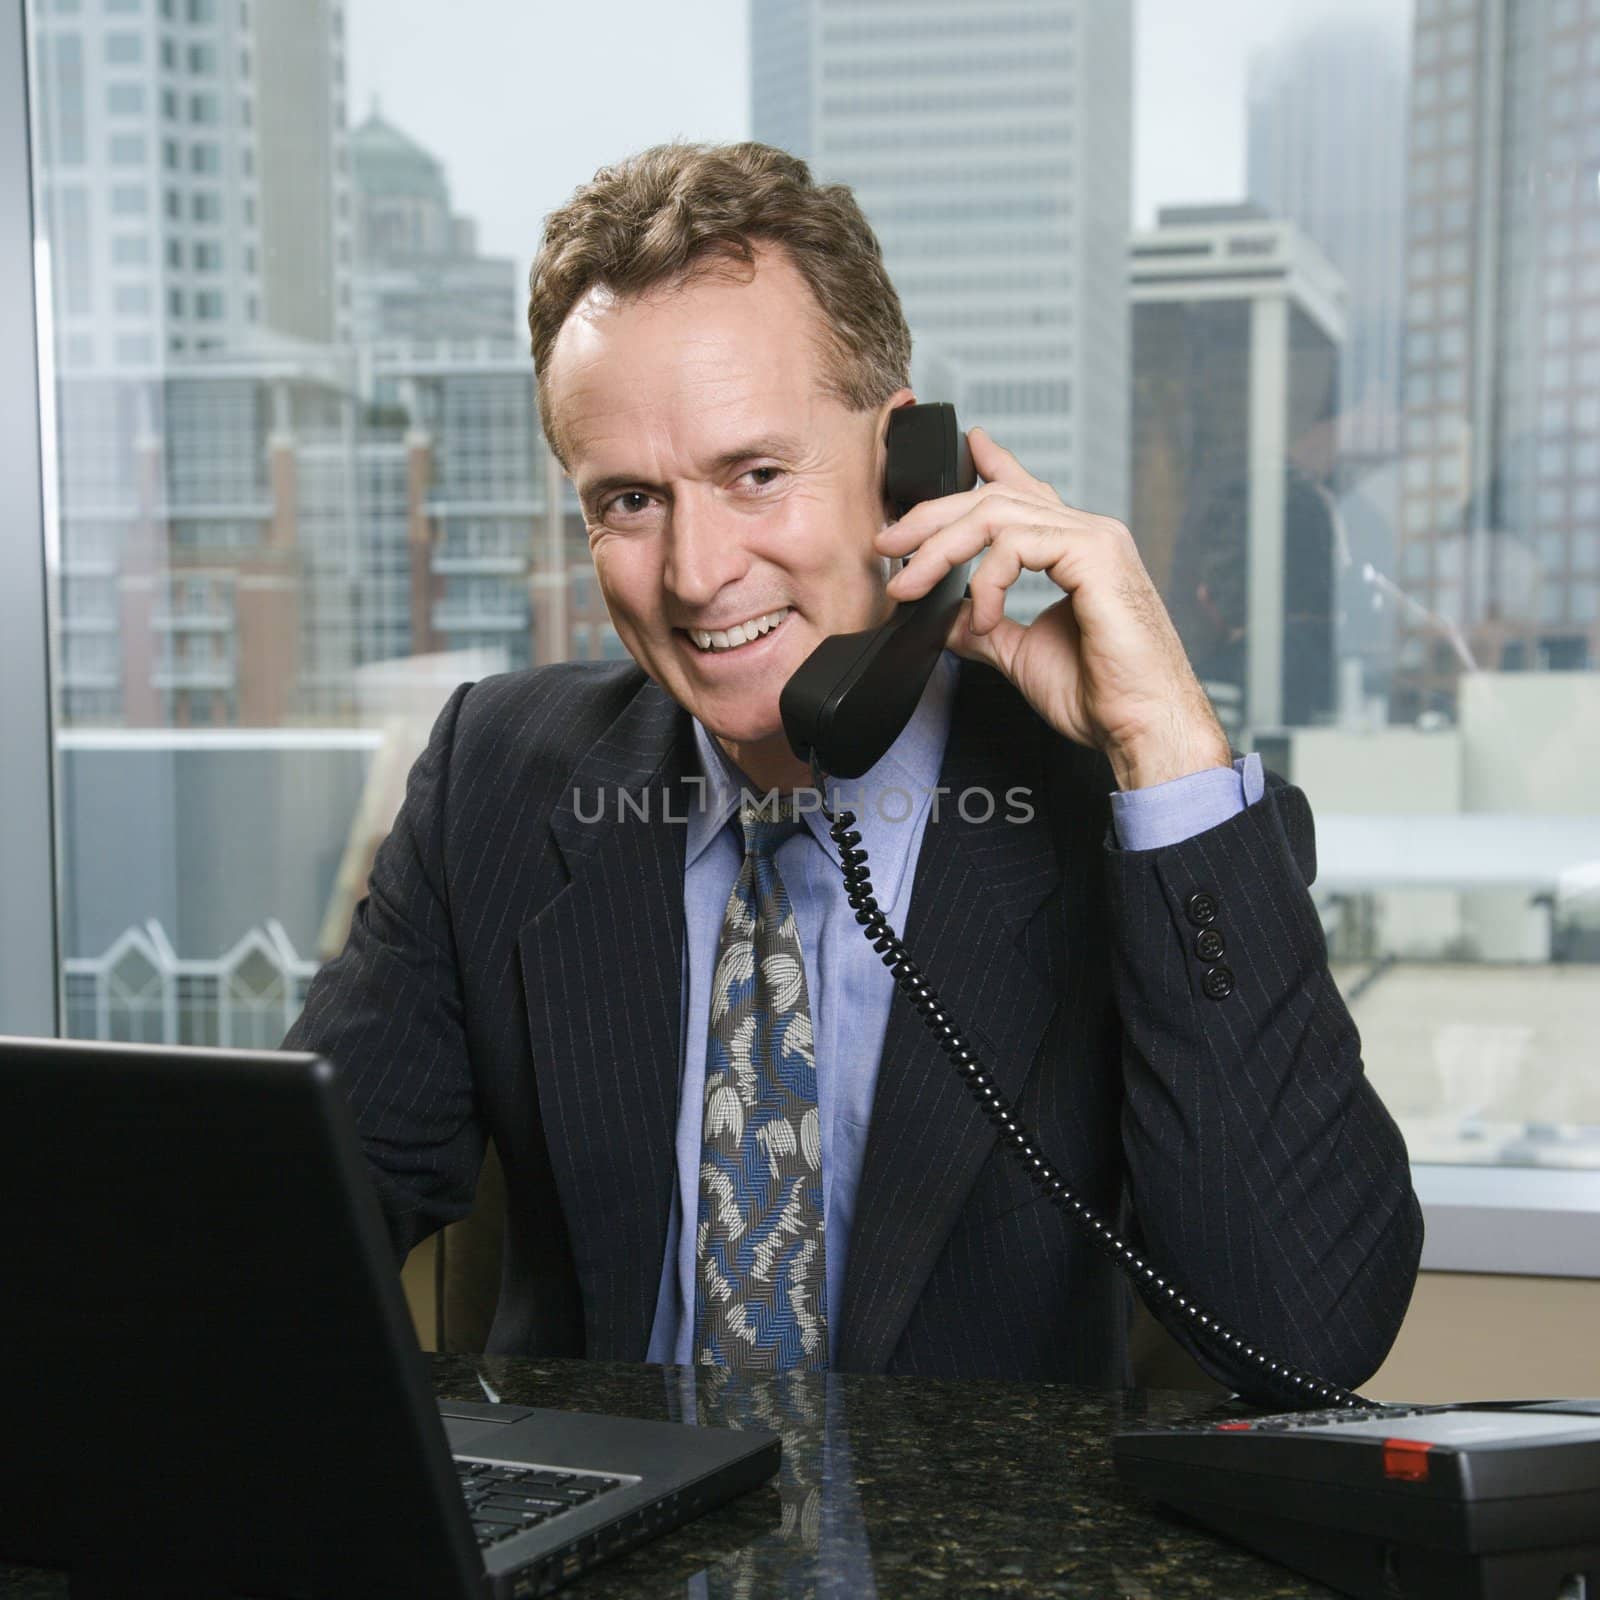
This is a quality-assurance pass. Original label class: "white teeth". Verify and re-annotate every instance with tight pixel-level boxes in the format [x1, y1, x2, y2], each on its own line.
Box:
[689, 607, 790, 652]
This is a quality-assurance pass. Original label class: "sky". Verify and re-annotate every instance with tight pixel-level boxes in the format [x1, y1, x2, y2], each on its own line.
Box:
[345, 0, 1407, 278]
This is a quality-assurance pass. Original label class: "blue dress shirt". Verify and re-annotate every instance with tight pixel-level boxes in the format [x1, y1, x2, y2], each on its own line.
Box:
[644, 653, 1265, 1365]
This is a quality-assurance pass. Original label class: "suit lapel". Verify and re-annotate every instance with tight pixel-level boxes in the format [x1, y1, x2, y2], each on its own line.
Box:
[518, 679, 695, 1361]
[837, 666, 1064, 1372]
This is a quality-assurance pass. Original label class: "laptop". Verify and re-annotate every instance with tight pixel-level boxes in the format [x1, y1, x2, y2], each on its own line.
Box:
[0, 1036, 780, 1598]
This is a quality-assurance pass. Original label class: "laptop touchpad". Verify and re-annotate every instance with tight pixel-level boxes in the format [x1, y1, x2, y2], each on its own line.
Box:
[438, 1400, 536, 1454]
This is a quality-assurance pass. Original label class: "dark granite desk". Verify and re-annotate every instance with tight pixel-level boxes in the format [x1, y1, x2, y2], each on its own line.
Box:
[1, 1355, 1336, 1598]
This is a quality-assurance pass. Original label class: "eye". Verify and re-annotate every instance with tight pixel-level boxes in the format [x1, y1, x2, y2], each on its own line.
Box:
[740, 465, 784, 490]
[602, 490, 654, 518]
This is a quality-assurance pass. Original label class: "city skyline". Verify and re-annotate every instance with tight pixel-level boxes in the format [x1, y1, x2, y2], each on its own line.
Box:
[31, 0, 1599, 739]
[343, 0, 1399, 274]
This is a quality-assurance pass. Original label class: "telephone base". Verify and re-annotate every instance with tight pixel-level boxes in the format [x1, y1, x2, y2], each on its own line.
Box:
[1169, 1498, 1595, 1600]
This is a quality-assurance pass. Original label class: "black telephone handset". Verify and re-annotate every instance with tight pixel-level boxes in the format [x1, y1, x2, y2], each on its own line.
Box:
[779, 402, 976, 779]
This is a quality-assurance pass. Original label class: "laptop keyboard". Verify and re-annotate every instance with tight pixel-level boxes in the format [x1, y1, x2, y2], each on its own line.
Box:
[454, 1458, 624, 1550]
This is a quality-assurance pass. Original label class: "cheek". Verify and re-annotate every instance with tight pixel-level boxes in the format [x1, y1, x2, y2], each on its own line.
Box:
[593, 546, 662, 625]
[763, 493, 879, 580]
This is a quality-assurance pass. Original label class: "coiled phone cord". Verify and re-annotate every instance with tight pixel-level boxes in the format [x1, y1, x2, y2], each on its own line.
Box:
[811, 766, 1369, 1412]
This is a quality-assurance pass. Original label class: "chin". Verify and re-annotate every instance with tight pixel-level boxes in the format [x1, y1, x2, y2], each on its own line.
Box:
[697, 701, 786, 749]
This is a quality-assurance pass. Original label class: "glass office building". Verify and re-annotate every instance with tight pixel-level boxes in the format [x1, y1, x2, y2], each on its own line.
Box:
[1394, 0, 1600, 717]
[752, 0, 1132, 620]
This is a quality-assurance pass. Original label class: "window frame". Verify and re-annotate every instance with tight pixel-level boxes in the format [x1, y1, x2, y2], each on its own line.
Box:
[1, 0, 61, 1038]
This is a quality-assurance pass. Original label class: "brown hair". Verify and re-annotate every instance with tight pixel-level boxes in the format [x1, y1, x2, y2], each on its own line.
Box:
[527, 142, 912, 463]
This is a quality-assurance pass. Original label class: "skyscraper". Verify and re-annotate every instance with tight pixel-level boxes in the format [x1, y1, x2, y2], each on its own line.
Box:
[751, 0, 1132, 619]
[1130, 206, 1346, 735]
[1246, 17, 1411, 713]
[348, 103, 520, 345]
[29, 0, 350, 370]
[1247, 14, 1409, 463]
[1393, 0, 1600, 719]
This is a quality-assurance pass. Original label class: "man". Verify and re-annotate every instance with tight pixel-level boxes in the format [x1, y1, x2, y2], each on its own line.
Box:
[286, 142, 1421, 1400]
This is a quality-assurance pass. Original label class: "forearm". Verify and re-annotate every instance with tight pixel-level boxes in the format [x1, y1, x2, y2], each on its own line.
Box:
[1105, 785, 1422, 1401]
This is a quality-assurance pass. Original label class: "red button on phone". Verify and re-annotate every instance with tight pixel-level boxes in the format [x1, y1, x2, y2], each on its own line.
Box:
[1382, 1439, 1433, 1482]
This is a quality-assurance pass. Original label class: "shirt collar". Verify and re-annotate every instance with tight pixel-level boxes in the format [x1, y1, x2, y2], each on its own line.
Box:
[686, 651, 960, 909]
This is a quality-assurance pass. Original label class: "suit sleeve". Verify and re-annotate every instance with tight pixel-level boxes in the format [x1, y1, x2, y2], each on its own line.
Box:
[1104, 774, 1423, 1403]
[283, 682, 485, 1263]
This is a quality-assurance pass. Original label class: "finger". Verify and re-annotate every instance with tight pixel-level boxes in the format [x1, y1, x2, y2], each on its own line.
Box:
[884, 501, 1006, 600]
[886, 496, 1090, 601]
[966, 524, 1090, 632]
[966, 426, 1058, 502]
[875, 483, 1047, 557]
[967, 535, 1026, 635]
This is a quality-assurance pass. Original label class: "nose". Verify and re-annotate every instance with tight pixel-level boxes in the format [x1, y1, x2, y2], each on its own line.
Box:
[663, 487, 750, 611]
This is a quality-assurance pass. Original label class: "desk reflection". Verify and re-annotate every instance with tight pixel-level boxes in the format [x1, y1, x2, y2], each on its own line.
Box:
[0, 1356, 1333, 1598]
[453, 1355, 1329, 1600]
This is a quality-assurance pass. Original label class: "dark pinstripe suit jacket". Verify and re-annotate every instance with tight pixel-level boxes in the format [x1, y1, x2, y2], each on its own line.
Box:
[285, 657, 1422, 1400]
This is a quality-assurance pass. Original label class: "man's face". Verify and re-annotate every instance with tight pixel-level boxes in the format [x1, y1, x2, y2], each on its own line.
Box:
[546, 245, 911, 774]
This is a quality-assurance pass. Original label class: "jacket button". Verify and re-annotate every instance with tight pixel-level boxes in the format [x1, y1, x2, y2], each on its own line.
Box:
[1195, 927, 1226, 961]
[1202, 965, 1235, 1000]
[1185, 891, 1218, 927]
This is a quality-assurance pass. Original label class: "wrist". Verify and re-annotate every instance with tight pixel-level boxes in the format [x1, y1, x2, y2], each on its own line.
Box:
[1107, 718, 1233, 792]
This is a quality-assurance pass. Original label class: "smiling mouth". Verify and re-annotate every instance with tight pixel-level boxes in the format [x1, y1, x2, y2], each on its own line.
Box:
[685, 606, 792, 653]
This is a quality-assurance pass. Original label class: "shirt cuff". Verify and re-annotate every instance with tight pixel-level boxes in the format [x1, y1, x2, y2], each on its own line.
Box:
[1109, 752, 1265, 852]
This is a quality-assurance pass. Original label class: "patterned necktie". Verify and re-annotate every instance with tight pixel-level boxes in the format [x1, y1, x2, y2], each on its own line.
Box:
[695, 795, 828, 1373]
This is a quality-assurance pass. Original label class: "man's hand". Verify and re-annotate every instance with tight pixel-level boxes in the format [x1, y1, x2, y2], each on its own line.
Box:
[876, 426, 1231, 792]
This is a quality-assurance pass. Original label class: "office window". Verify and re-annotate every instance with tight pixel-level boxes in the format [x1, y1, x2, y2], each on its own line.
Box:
[106, 81, 145, 119]
[36, 34, 87, 165]
[54, 186, 93, 314]
[105, 33, 143, 66]
[12, 0, 1600, 1272]
[114, 333, 154, 364]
